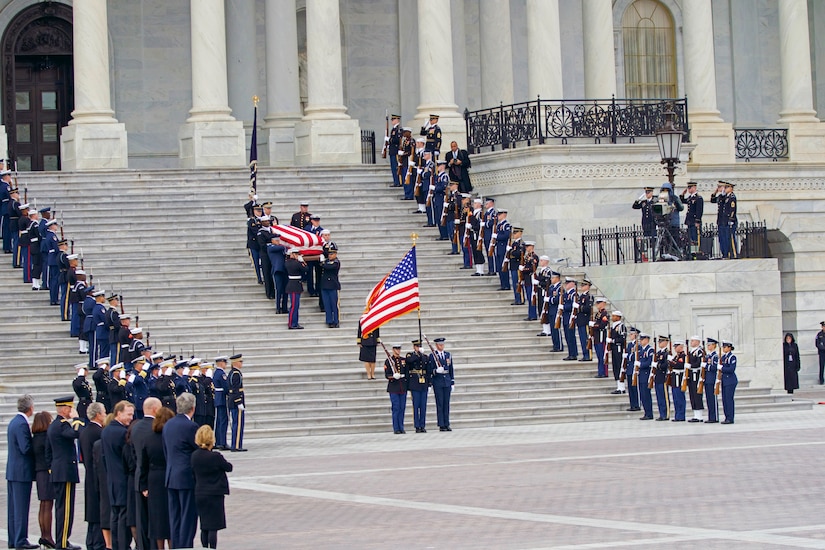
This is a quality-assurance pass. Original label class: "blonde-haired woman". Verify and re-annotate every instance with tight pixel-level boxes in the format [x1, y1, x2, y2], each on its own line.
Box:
[190, 425, 233, 548]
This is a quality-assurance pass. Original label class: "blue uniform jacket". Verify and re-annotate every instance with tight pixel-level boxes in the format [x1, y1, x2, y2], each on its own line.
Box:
[706, 350, 719, 375]
[720, 352, 737, 380]
[266, 243, 287, 274]
[213, 367, 228, 408]
[82, 295, 96, 333]
[428, 351, 454, 388]
[227, 367, 244, 409]
[638, 345, 654, 369]
[5, 413, 34, 482]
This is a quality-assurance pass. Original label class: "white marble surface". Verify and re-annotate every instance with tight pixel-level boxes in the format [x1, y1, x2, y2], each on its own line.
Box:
[527, 0, 563, 99]
[188, 0, 233, 121]
[479, 0, 514, 106]
[303, 0, 349, 119]
[178, 120, 246, 168]
[581, 0, 616, 99]
[415, 0, 460, 118]
[60, 123, 128, 170]
[71, 0, 117, 122]
[264, 0, 302, 124]
[778, 0, 819, 122]
[226, 0, 258, 124]
[293, 118, 360, 165]
[682, 0, 722, 122]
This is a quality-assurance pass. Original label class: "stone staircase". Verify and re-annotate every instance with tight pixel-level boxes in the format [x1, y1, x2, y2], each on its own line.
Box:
[0, 166, 808, 437]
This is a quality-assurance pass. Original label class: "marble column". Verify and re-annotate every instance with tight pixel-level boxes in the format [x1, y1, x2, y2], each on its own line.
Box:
[682, 0, 734, 163]
[776, 0, 825, 162]
[479, 0, 514, 106]
[60, 0, 128, 170]
[264, 0, 302, 166]
[178, 0, 246, 168]
[581, 0, 616, 99]
[226, 0, 258, 124]
[414, 0, 465, 148]
[526, 0, 563, 100]
[293, 0, 360, 165]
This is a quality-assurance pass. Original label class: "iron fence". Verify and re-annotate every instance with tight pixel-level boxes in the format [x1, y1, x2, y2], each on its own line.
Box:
[361, 130, 376, 164]
[464, 97, 689, 154]
[734, 129, 789, 161]
[581, 221, 769, 266]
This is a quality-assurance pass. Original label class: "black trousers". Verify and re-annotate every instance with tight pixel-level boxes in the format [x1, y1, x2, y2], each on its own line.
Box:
[111, 504, 129, 550]
[819, 352, 825, 382]
[134, 491, 151, 550]
[54, 481, 76, 549]
[86, 521, 105, 550]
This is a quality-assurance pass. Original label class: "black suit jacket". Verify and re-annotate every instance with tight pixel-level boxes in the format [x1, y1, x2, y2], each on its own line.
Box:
[162, 414, 198, 490]
[101, 420, 129, 506]
[191, 448, 233, 497]
[79, 422, 103, 522]
[130, 415, 154, 492]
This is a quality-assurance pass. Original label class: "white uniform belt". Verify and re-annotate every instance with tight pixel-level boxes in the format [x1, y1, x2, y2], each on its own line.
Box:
[288, 275, 301, 280]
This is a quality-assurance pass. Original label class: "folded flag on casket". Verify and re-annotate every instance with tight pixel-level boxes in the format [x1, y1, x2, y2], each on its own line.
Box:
[360, 246, 420, 336]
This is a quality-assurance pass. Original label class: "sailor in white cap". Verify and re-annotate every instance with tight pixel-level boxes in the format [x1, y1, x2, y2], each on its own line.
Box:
[668, 341, 688, 421]
[719, 341, 738, 423]
[686, 335, 705, 422]
[285, 247, 308, 329]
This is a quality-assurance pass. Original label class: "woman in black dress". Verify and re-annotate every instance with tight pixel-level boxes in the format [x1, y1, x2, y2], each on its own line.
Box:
[783, 332, 801, 394]
[124, 421, 138, 544]
[357, 322, 380, 379]
[31, 411, 55, 549]
[140, 406, 173, 549]
[191, 425, 233, 549]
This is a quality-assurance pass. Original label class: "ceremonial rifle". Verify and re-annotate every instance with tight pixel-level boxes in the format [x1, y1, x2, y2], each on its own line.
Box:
[681, 334, 690, 393]
[462, 205, 473, 260]
[515, 244, 525, 302]
[618, 322, 627, 383]
[381, 110, 388, 159]
[714, 332, 723, 396]
[477, 201, 485, 251]
[502, 231, 513, 271]
[119, 293, 125, 316]
[59, 211, 64, 240]
[440, 188, 450, 226]
[664, 331, 673, 387]
[423, 334, 447, 373]
[70, 239, 74, 255]
[631, 333, 640, 387]
[553, 283, 563, 330]
[538, 273, 550, 324]
[413, 150, 423, 197]
[146, 330, 151, 348]
[378, 341, 396, 374]
[568, 288, 578, 330]
[697, 332, 707, 394]
[487, 217, 497, 257]
[647, 336, 656, 390]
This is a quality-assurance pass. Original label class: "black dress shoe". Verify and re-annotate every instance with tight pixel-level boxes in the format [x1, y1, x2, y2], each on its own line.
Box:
[595, 374, 608, 378]
[688, 418, 703, 423]
[485, 272, 496, 276]
[460, 266, 473, 270]
[288, 325, 304, 329]
[671, 419, 685, 422]
[17, 543, 40, 550]
[437, 237, 449, 241]
[445, 426, 452, 431]
[439, 427, 446, 431]
[655, 418, 668, 421]
[448, 252, 460, 255]
[610, 390, 622, 395]
[523, 317, 537, 321]
[231, 448, 248, 452]
[471, 273, 482, 276]
[579, 358, 592, 362]
[394, 430, 402, 434]
[400, 430, 406, 434]
[639, 416, 653, 420]
[420, 428, 426, 433]
[536, 333, 549, 336]
[704, 420, 719, 424]
[562, 356, 577, 361]
[721, 420, 734, 424]
[626, 407, 641, 412]
[38, 538, 56, 549]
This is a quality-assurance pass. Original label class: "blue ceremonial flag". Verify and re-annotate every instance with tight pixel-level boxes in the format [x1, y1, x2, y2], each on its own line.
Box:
[360, 246, 420, 335]
[249, 99, 258, 192]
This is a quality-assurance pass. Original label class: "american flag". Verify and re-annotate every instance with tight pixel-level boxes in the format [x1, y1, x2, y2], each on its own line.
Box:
[274, 224, 324, 255]
[360, 247, 420, 336]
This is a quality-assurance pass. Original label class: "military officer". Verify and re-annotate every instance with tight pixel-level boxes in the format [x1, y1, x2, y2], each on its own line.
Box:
[652, 336, 671, 421]
[128, 356, 149, 419]
[213, 356, 230, 449]
[256, 216, 277, 300]
[505, 227, 524, 305]
[632, 186, 655, 238]
[385, 344, 408, 434]
[623, 327, 641, 412]
[386, 114, 402, 187]
[433, 161, 450, 241]
[72, 364, 93, 421]
[41, 219, 60, 299]
[15, 201, 29, 272]
[468, 198, 485, 276]
[686, 336, 706, 422]
[290, 201, 312, 230]
[59, 252, 78, 322]
[412, 139, 428, 214]
[443, 181, 459, 247]
[0, 168, 10, 253]
[267, 231, 288, 314]
[421, 152, 436, 227]
[575, 280, 594, 361]
[535, 258, 553, 336]
[634, 333, 654, 420]
[8, 186, 21, 267]
[457, 193, 473, 267]
[817, 321, 825, 385]
[482, 197, 498, 275]
[156, 360, 177, 412]
[521, 241, 539, 320]
[720, 341, 738, 424]
[396, 127, 414, 196]
[420, 114, 442, 157]
[320, 244, 341, 328]
[92, 357, 112, 413]
[722, 181, 738, 258]
[561, 278, 578, 360]
[285, 247, 308, 329]
[711, 181, 737, 258]
[429, 337, 454, 431]
[227, 353, 247, 451]
[246, 203, 263, 284]
[104, 294, 121, 364]
[668, 341, 687, 422]
[704, 338, 720, 423]
[608, 310, 627, 389]
[46, 396, 84, 550]
[681, 181, 704, 248]
[88, 290, 106, 369]
[108, 363, 129, 406]
[591, 299, 610, 378]
[406, 340, 430, 433]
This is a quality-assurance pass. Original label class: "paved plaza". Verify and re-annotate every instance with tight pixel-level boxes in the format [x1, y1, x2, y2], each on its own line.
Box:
[3, 395, 825, 549]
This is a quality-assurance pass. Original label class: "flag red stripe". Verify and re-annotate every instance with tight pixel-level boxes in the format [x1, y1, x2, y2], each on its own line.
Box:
[274, 224, 323, 247]
[360, 279, 419, 335]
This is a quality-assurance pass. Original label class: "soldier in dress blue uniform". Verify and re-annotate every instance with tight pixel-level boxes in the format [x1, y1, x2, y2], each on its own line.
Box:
[681, 181, 704, 248]
[0, 169, 11, 253]
[59, 252, 78, 322]
[285, 248, 308, 329]
[69, 272, 86, 341]
[623, 327, 641, 411]
[396, 127, 413, 194]
[575, 280, 594, 361]
[634, 333, 654, 419]
[433, 161, 450, 240]
[653, 336, 671, 421]
[521, 242, 539, 319]
[816, 322, 825, 385]
[632, 187, 655, 238]
[493, 210, 511, 291]
[46, 395, 84, 550]
[41, 219, 60, 297]
[15, 202, 30, 271]
[104, 294, 121, 362]
[468, 198, 486, 275]
[561, 278, 579, 360]
[421, 152, 436, 227]
[720, 341, 738, 424]
[290, 201, 312, 230]
[385, 344, 408, 434]
[52, 239, 68, 308]
[482, 198, 497, 275]
[406, 340, 431, 433]
[306, 215, 324, 297]
[128, 356, 150, 419]
[256, 215, 277, 300]
[429, 337, 455, 431]
[88, 290, 106, 369]
[386, 114, 402, 187]
[156, 361, 177, 412]
[246, 203, 263, 284]
[227, 354, 247, 451]
[704, 338, 720, 423]
[608, 310, 627, 391]
[686, 336, 706, 422]
[108, 364, 129, 406]
[213, 356, 230, 450]
[8, 187, 21, 267]
[668, 342, 687, 421]
[72, 364, 93, 421]
[711, 181, 738, 258]
[93, 293, 111, 367]
[266, 231, 288, 314]
[591, 300, 610, 377]
[92, 357, 112, 413]
[319, 229, 336, 311]
[506, 227, 524, 305]
[412, 139, 428, 214]
[420, 114, 442, 157]
[320, 244, 341, 328]
[443, 182, 459, 247]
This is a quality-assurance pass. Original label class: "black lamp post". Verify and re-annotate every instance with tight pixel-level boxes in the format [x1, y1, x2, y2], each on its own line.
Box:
[655, 107, 684, 186]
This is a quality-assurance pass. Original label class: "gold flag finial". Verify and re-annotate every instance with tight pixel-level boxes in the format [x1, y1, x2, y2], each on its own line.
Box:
[252, 95, 259, 107]
[411, 232, 418, 246]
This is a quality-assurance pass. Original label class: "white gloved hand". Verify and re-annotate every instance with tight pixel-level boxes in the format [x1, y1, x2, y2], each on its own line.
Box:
[417, 169, 423, 175]
[392, 372, 402, 380]
[667, 355, 674, 361]
[436, 367, 445, 374]
[557, 304, 564, 310]
[119, 370, 126, 380]
[465, 223, 472, 230]
[384, 136, 390, 143]
[505, 246, 512, 252]
[531, 278, 538, 286]
[253, 194, 258, 201]
[408, 160, 415, 167]
[606, 337, 613, 344]
[638, 193, 647, 200]
[238, 404, 245, 411]
[435, 150, 440, 156]
[589, 321, 596, 327]
[544, 297, 550, 303]
[491, 233, 498, 239]
[128, 374, 135, 384]
[183, 367, 190, 376]
[634, 361, 641, 368]
[572, 302, 579, 309]
[205, 369, 214, 378]
[518, 265, 525, 271]
[700, 362, 706, 369]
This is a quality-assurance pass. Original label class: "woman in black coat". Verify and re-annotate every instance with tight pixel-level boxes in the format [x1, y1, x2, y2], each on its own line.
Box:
[357, 323, 380, 380]
[32, 411, 56, 549]
[140, 407, 173, 549]
[191, 425, 233, 549]
[784, 332, 801, 394]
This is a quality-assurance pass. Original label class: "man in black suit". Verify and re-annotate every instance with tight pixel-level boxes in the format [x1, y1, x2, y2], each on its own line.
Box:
[131, 397, 161, 550]
[163, 393, 199, 549]
[79, 403, 106, 550]
[46, 396, 84, 550]
[6, 394, 37, 550]
[100, 400, 135, 550]
[446, 141, 472, 193]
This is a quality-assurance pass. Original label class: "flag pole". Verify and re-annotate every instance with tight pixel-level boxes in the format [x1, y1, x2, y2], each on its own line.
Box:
[412, 232, 423, 342]
[250, 95, 259, 194]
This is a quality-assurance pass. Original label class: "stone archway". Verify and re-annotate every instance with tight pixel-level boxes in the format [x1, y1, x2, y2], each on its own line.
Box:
[1, 2, 73, 171]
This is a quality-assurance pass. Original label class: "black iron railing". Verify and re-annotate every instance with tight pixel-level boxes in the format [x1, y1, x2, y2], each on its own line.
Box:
[581, 221, 769, 266]
[734, 129, 789, 161]
[464, 97, 689, 154]
[361, 130, 376, 164]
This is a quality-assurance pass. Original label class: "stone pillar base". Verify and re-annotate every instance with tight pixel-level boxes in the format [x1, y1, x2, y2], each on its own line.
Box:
[688, 121, 735, 164]
[267, 126, 298, 167]
[411, 113, 466, 152]
[784, 121, 825, 163]
[60, 123, 128, 171]
[293, 118, 360, 165]
[179, 120, 246, 168]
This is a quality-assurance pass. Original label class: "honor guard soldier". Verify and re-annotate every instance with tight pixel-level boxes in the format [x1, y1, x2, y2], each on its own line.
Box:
[686, 336, 706, 422]
[59, 253, 78, 322]
[535, 258, 552, 336]
[623, 328, 641, 411]
[506, 227, 524, 305]
[420, 114, 442, 158]
[105, 293, 121, 362]
[318, 229, 336, 311]
[306, 215, 324, 297]
[15, 201, 29, 271]
[433, 161, 450, 241]
[174, 360, 192, 396]
[8, 187, 21, 267]
[262, 201, 279, 224]
[711, 181, 736, 258]
[704, 338, 720, 423]
[521, 242, 539, 319]
[443, 181, 459, 247]
[385, 344, 408, 434]
[722, 181, 738, 258]
[608, 310, 627, 388]
[468, 198, 486, 275]
[227, 354, 246, 451]
[406, 340, 430, 433]
[399, 127, 416, 199]
[634, 333, 654, 420]
[156, 361, 177, 412]
[89, 290, 107, 368]
[590, 299, 610, 377]
[632, 187, 656, 238]
[421, 152, 436, 227]
[575, 280, 594, 360]
[54, 239, 69, 309]
[25, 210, 42, 288]
[285, 247, 308, 329]
[114, 314, 131, 365]
[246, 203, 263, 284]
[817, 321, 825, 384]
[482, 197, 497, 275]
[46, 395, 84, 550]
[682, 181, 704, 249]
[457, 193, 474, 267]
[653, 336, 671, 420]
[108, 364, 129, 406]
[429, 337, 454, 431]
[72, 364, 93, 421]
[128, 357, 150, 419]
[69, 270, 86, 340]
[719, 341, 738, 424]
[387, 114, 402, 187]
[0, 168, 10, 253]
[267, 231, 289, 314]
[290, 201, 312, 230]
[412, 139, 428, 214]
[256, 216, 276, 300]
[493, 210, 511, 291]
[320, 243, 341, 328]
[668, 342, 687, 421]
[561, 278, 578, 360]
[42, 219, 60, 299]
[213, 356, 230, 449]
[547, 271, 564, 352]
[242, 189, 259, 218]
[198, 363, 216, 429]
[92, 357, 112, 413]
